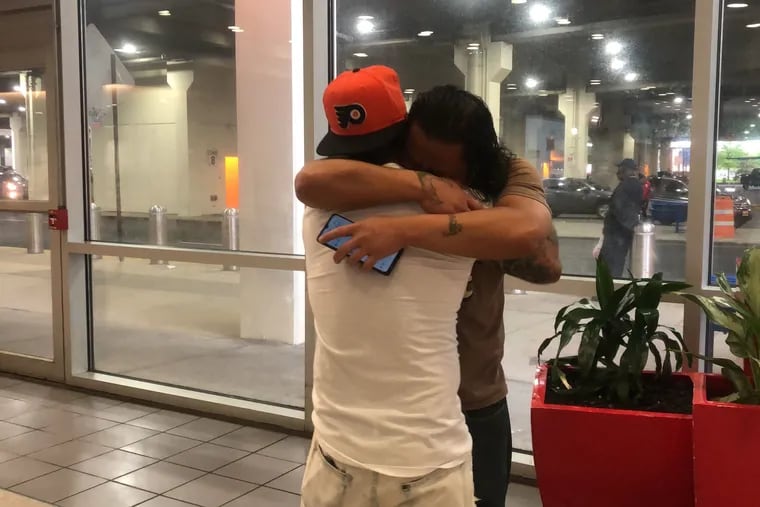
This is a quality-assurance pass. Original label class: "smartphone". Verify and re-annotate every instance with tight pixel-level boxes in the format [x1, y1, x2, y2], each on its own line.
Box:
[318, 213, 403, 276]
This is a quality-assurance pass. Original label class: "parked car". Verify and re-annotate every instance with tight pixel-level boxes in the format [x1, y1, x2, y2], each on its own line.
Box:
[648, 176, 752, 227]
[543, 178, 612, 218]
[0, 166, 29, 200]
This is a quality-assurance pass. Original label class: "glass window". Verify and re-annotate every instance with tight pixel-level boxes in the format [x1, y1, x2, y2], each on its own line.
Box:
[335, 0, 695, 280]
[710, 3, 760, 283]
[83, 0, 304, 255]
[90, 256, 305, 409]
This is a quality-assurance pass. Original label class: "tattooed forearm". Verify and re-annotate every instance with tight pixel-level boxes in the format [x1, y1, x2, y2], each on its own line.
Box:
[444, 214, 463, 237]
[416, 171, 443, 205]
[501, 226, 561, 284]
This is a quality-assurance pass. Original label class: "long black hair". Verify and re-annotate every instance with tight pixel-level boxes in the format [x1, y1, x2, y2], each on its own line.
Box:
[408, 85, 514, 201]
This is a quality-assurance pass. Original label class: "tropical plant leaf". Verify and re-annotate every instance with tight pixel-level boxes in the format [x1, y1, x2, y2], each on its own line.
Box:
[737, 248, 760, 316]
[538, 334, 559, 361]
[717, 274, 736, 299]
[680, 293, 745, 336]
[595, 259, 615, 313]
[647, 341, 664, 376]
[578, 323, 602, 378]
[725, 332, 753, 359]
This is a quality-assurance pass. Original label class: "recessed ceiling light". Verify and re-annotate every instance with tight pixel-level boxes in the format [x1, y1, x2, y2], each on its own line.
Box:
[747, 23, 760, 28]
[687, 114, 693, 120]
[674, 96, 685, 104]
[353, 52, 368, 58]
[624, 72, 639, 82]
[116, 43, 138, 54]
[745, 130, 751, 134]
[605, 40, 623, 56]
[590, 79, 602, 85]
[728, 3, 749, 8]
[356, 16, 375, 34]
[18, 106, 26, 112]
[417, 30, 434, 37]
[357, 15, 374, 20]
[752, 124, 757, 128]
[227, 26, 244, 33]
[529, 4, 552, 23]
[404, 88, 416, 94]
[0, 99, 6, 104]
[467, 42, 480, 48]
[556, 18, 571, 25]
[12, 85, 21, 92]
[525, 77, 540, 89]
[591, 33, 605, 40]
[158, 10, 171, 16]
[610, 58, 626, 71]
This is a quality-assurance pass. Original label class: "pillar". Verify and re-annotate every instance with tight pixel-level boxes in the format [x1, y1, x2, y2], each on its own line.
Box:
[235, 0, 304, 345]
[590, 98, 628, 187]
[9, 113, 26, 177]
[454, 26, 512, 134]
[659, 138, 673, 173]
[167, 68, 194, 216]
[558, 85, 596, 179]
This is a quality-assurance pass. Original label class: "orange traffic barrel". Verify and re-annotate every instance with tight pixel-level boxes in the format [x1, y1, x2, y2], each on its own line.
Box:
[714, 196, 735, 239]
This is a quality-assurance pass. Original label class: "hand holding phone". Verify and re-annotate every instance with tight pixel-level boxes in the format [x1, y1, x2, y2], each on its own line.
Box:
[318, 214, 403, 276]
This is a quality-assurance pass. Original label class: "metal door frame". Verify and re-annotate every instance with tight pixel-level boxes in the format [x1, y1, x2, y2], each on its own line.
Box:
[0, 1, 66, 381]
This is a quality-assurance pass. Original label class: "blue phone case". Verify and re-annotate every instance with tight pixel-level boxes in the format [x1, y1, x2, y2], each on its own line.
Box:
[319, 214, 402, 275]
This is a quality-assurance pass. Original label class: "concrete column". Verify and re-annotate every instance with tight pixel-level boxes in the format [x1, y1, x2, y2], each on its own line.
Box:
[167, 68, 194, 216]
[454, 28, 512, 134]
[235, 0, 304, 345]
[558, 86, 596, 178]
[659, 138, 673, 173]
[590, 98, 629, 187]
[9, 113, 26, 176]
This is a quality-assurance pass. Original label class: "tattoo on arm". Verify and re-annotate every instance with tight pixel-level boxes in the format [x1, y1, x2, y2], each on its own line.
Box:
[501, 226, 561, 284]
[444, 214, 463, 237]
[416, 172, 443, 205]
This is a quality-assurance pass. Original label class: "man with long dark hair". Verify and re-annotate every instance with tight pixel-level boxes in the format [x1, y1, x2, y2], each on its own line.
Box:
[298, 83, 561, 506]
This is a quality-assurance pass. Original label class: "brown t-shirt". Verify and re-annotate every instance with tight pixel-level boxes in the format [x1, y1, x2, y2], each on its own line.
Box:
[457, 158, 548, 411]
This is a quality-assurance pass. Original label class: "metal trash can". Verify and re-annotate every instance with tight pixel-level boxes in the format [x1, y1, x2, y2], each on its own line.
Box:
[26, 213, 45, 254]
[149, 205, 168, 265]
[631, 221, 656, 278]
[222, 208, 240, 271]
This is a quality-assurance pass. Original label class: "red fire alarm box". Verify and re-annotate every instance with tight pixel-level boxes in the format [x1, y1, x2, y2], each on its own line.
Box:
[48, 208, 69, 231]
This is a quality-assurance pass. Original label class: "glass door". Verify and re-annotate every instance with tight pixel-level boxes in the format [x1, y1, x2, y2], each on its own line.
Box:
[0, 3, 64, 380]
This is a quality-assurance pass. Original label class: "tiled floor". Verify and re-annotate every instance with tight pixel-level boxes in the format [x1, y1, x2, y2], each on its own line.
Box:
[0, 374, 542, 506]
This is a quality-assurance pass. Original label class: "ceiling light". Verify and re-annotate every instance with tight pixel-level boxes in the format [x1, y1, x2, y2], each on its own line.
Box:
[512, 0, 527, 3]
[590, 80, 602, 86]
[525, 77, 540, 89]
[12, 85, 21, 92]
[587, 142, 594, 147]
[539, 91, 549, 97]
[404, 88, 415, 94]
[687, 114, 693, 120]
[117, 43, 138, 54]
[624, 72, 639, 82]
[674, 96, 684, 104]
[0, 99, 5, 104]
[158, 10, 171, 16]
[571, 127, 579, 136]
[745, 130, 751, 134]
[356, 16, 375, 34]
[556, 18, 571, 25]
[610, 58, 626, 71]
[591, 33, 605, 40]
[605, 40, 623, 56]
[467, 42, 480, 48]
[727, 3, 749, 7]
[353, 52, 368, 58]
[417, 31, 434, 37]
[753, 124, 757, 128]
[747, 23, 760, 28]
[529, 4, 552, 23]
[506, 84, 517, 90]
[227, 26, 244, 33]
[18, 106, 25, 112]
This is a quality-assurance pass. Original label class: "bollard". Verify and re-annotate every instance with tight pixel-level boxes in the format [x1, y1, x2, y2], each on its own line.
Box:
[90, 203, 102, 259]
[631, 221, 656, 278]
[222, 208, 240, 271]
[26, 213, 44, 254]
[149, 205, 168, 265]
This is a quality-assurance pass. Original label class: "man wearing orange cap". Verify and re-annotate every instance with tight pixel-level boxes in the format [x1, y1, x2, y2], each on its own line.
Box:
[298, 78, 560, 506]
[301, 66, 478, 505]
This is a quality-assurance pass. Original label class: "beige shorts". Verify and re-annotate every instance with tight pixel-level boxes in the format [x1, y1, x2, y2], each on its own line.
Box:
[300, 438, 476, 507]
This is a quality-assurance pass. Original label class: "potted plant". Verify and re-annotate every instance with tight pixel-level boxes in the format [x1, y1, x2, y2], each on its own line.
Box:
[679, 247, 760, 507]
[531, 260, 694, 507]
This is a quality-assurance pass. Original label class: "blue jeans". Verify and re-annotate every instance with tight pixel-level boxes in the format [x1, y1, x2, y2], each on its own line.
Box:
[464, 398, 512, 507]
[600, 230, 633, 278]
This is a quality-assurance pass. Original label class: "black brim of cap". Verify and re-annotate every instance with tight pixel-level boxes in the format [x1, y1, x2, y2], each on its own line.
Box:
[317, 121, 407, 157]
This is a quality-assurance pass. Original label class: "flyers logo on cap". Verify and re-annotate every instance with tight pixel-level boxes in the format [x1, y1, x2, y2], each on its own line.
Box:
[334, 104, 367, 129]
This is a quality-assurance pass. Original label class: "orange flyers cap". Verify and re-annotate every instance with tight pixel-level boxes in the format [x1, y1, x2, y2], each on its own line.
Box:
[317, 65, 408, 157]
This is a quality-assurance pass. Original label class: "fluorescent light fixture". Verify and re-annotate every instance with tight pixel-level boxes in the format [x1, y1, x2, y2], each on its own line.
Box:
[525, 77, 540, 89]
[356, 17, 375, 34]
[605, 40, 623, 56]
[728, 3, 749, 7]
[506, 83, 517, 89]
[467, 42, 480, 48]
[417, 31, 434, 37]
[529, 4, 552, 23]
[117, 43, 138, 54]
[624, 72, 639, 82]
[590, 79, 602, 86]
[747, 23, 760, 28]
[353, 52, 368, 58]
[556, 18, 571, 25]
[674, 96, 684, 104]
[610, 58, 626, 71]
[404, 88, 415, 94]
[18, 106, 25, 112]
[591, 33, 605, 40]
[228, 26, 244, 33]
[158, 9, 171, 16]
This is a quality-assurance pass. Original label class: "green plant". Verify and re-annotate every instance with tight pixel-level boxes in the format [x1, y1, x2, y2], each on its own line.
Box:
[539, 259, 691, 405]
[679, 247, 760, 404]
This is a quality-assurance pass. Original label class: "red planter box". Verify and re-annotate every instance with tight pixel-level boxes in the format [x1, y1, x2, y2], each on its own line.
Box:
[531, 365, 694, 507]
[693, 373, 760, 507]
